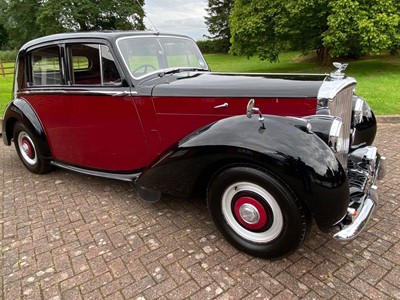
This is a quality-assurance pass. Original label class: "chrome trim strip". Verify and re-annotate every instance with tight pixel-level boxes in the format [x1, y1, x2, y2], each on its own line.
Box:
[317, 77, 357, 100]
[51, 161, 140, 182]
[99, 44, 104, 86]
[19, 89, 134, 96]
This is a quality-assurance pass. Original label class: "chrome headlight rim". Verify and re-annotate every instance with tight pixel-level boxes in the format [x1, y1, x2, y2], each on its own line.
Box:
[329, 117, 344, 153]
[353, 96, 364, 126]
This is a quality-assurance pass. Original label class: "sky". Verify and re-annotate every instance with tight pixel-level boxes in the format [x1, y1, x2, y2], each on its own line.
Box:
[143, 0, 210, 40]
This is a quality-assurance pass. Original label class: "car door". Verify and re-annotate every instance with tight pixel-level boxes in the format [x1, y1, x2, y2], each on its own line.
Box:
[58, 42, 148, 171]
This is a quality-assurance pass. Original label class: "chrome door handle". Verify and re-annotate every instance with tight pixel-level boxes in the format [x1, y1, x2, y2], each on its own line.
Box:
[214, 102, 229, 109]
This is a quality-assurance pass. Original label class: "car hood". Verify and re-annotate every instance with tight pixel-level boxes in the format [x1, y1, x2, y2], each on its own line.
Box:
[151, 72, 327, 98]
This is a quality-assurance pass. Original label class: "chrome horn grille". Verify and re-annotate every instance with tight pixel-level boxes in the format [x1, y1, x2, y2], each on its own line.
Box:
[327, 86, 354, 169]
[318, 74, 357, 170]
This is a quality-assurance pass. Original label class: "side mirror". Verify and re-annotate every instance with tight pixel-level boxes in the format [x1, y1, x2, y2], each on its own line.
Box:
[247, 99, 259, 118]
[246, 99, 265, 129]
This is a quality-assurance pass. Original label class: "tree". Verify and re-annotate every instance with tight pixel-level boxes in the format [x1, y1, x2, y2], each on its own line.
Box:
[0, 24, 8, 49]
[0, 0, 8, 48]
[37, 0, 145, 34]
[324, 0, 400, 59]
[204, 0, 234, 53]
[4, 0, 146, 48]
[5, 0, 42, 48]
[230, 0, 400, 65]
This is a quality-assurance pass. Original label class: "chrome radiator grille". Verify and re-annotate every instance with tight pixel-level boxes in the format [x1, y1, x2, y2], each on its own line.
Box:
[328, 86, 354, 169]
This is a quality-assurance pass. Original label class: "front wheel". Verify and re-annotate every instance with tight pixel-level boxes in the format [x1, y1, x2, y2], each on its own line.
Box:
[207, 166, 309, 258]
[13, 121, 52, 174]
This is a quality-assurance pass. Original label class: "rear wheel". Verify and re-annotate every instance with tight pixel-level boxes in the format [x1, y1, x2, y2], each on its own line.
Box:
[13, 122, 52, 174]
[207, 165, 309, 258]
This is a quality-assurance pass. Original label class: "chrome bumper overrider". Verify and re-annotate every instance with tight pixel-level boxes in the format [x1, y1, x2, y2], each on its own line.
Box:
[333, 146, 386, 241]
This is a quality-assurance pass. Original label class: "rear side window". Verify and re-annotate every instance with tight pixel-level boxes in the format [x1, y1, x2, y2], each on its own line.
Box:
[69, 44, 121, 86]
[31, 46, 62, 86]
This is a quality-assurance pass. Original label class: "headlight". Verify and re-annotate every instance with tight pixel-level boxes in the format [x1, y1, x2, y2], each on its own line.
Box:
[304, 115, 349, 169]
[329, 118, 344, 152]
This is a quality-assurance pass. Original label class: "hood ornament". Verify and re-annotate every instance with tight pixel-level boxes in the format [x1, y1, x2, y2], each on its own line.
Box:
[330, 62, 348, 80]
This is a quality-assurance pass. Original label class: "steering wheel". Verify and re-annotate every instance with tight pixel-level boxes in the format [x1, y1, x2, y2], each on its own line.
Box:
[132, 64, 156, 74]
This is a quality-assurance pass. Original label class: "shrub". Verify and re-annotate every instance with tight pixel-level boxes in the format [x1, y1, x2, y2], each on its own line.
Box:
[197, 38, 231, 54]
[0, 50, 18, 62]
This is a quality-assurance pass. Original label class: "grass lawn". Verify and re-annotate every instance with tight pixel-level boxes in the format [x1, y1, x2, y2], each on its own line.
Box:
[0, 72, 13, 117]
[1, 52, 399, 116]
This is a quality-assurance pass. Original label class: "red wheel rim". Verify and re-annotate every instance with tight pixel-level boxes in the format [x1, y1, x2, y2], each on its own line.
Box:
[234, 197, 268, 230]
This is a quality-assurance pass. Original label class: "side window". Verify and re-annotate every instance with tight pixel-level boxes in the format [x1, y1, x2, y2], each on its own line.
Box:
[31, 46, 62, 86]
[69, 44, 121, 86]
[101, 45, 122, 85]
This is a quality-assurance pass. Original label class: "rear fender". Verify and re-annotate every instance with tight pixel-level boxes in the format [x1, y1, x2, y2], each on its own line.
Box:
[136, 115, 350, 230]
[2, 98, 51, 158]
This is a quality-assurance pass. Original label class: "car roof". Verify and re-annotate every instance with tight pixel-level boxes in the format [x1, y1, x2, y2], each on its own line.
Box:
[20, 31, 193, 51]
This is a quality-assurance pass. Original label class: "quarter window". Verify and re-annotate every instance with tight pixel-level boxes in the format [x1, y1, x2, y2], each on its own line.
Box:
[69, 44, 121, 86]
[31, 46, 62, 86]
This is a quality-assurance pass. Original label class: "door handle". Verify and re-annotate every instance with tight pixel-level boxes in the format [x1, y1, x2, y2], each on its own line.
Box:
[214, 102, 229, 109]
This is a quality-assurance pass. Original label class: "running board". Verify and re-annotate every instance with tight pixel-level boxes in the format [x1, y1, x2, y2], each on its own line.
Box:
[51, 161, 140, 182]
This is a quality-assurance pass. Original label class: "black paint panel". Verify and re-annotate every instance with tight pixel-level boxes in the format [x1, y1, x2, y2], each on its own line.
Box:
[2, 98, 52, 158]
[352, 100, 377, 147]
[136, 115, 349, 230]
[152, 72, 326, 98]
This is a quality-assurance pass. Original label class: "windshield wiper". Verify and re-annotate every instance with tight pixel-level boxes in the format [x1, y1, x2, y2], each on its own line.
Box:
[158, 67, 207, 77]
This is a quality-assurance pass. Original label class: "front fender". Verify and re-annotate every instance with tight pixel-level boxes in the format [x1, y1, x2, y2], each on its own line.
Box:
[136, 115, 350, 230]
[2, 98, 51, 158]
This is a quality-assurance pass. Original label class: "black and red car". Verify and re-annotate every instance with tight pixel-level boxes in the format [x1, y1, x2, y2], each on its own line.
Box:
[2, 31, 386, 258]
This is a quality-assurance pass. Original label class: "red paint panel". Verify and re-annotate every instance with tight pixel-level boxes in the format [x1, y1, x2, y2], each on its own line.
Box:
[152, 96, 317, 153]
[23, 93, 148, 171]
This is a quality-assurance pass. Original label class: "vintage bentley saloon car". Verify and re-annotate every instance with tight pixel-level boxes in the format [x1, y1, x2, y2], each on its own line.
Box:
[3, 31, 386, 258]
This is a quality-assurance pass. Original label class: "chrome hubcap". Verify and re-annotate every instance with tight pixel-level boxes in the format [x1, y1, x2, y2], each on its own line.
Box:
[239, 203, 260, 224]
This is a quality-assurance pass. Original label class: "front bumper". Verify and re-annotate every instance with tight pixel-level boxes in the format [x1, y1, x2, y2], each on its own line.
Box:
[333, 146, 386, 241]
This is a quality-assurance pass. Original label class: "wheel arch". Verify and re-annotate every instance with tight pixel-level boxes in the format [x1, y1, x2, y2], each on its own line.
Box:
[2, 98, 51, 158]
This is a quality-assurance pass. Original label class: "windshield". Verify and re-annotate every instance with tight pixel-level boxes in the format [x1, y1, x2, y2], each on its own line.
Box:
[117, 36, 209, 79]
